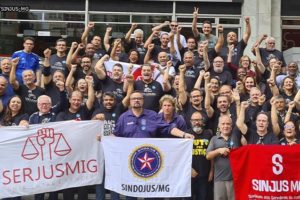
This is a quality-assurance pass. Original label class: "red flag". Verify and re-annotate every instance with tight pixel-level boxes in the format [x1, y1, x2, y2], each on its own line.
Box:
[230, 145, 300, 200]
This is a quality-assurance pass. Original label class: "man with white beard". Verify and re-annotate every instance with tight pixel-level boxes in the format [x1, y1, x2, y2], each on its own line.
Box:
[209, 56, 232, 86]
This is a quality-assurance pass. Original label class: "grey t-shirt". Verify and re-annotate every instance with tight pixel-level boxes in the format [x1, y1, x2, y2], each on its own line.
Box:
[206, 133, 240, 182]
[198, 33, 217, 50]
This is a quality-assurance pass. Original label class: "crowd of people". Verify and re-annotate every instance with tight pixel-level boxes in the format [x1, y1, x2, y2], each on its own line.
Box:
[1, 7, 299, 200]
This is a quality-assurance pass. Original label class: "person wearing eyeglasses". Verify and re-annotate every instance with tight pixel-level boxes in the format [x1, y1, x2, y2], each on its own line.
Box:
[209, 56, 233, 86]
[188, 111, 213, 200]
[280, 121, 300, 145]
[113, 91, 194, 140]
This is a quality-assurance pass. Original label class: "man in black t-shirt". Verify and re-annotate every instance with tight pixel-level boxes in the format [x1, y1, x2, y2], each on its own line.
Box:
[134, 64, 168, 112]
[219, 17, 251, 67]
[188, 111, 213, 200]
[49, 39, 69, 76]
[10, 59, 45, 116]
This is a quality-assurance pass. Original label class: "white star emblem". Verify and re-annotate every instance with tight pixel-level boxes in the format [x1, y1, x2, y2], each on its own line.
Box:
[137, 152, 155, 170]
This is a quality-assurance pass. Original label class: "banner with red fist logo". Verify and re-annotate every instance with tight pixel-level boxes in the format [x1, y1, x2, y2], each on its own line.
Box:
[0, 121, 104, 198]
[230, 145, 300, 200]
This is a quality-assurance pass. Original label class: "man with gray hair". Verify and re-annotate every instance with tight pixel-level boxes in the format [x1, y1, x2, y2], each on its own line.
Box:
[252, 35, 286, 69]
[206, 115, 240, 200]
[125, 23, 146, 63]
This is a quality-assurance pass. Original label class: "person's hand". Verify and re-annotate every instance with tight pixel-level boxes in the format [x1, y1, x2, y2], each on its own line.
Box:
[217, 24, 224, 33]
[241, 101, 250, 109]
[96, 134, 101, 141]
[177, 26, 182, 33]
[102, 54, 110, 61]
[114, 38, 122, 46]
[11, 57, 20, 66]
[245, 16, 250, 24]
[148, 43, 155, 51]
[262, 34, 268, 40]
[184, 133, 194, 139]
[70, 64, 77, 72]
[193, 7, 199, 18]
[85, 75, 94, 85]
[258, 94, 266, 106]
[106, 27, 112, 33]
[204, 72, 210, 80]
[126, 74, 134, 84]
[178, 64, 186, 73]
[71, 42, 78, 49]
[43, 48, 52, 59]
[228, 44, 235, 53]
[199, 70, 205, 77]
[131, 23, 138, 29]
[231, 89, 240, 102]
[191, 168, 198, 178]
[218, 147, 230, 156]
[288, 101, 295, 109]
[164, 21, 170, 26]
[94, 113, 105, 121]
[78, 43, 85, 50]
[87, 22, 94, 29]
[166, 60, 172, 68]
[55, 80, 65, 92]
[152, 30, 160, 37]
[267, 78, 276, 87]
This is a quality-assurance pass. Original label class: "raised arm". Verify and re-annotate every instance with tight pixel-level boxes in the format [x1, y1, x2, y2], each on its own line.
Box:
[267, 78, 279, 96]
[125, 23, 138, 43]
[270, 98, 280, 136]
[66, 42, 78, 70]
[104, 27, 112, 52]
[144, 44, 154, 64]
[243, 17, 251, 44]
[10, 57, 20, 90]
[194, 70, 205, 89]
[85, 76, 95, 110]
[65, 64, 77, 94]
[251, 34, 268, 54]
[144, 31, 159, 49]
[71, 43, 85, 64]
[43, 48, 52, 85]
[162, 61, 172, 92]
[152, 21, 170, 32]
[215, 24, 224, 53]
[169, 32, 176, 55]
[94, 54, 109, 80]
[81, 22, 94, 45]
[236, 101, 249, 135]
[285, 101, 295, 123]
[192, 7, 200, 38]
[204, 72, 214, 118]
[178, 64, 188, 106]
[255, 45, 266, 74]
[122, 74, 134, 108]
[110, 39, 121, 61]
[176, 26, 183, 50]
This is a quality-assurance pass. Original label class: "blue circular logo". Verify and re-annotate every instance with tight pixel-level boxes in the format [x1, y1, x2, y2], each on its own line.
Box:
[130, 146, 162, 179]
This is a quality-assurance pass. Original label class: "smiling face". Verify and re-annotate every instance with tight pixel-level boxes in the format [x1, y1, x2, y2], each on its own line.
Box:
[282, 77, 294, 91]
[256, 113, 269, 134]
[284, 121, 296, 140]
[9, 96, 22, 114]
[102, 94, 116, 110]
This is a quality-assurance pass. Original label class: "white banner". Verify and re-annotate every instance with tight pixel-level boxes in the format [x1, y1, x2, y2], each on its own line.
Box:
[0, 120, 104, 198]
[102, 137, 193, 198]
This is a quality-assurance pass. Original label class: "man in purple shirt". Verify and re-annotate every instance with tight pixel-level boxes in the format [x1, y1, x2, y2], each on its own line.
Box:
[113, 91, 193, 139]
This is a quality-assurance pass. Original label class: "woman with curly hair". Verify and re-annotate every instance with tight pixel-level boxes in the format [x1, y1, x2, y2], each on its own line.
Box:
[280, 76, 298, 102]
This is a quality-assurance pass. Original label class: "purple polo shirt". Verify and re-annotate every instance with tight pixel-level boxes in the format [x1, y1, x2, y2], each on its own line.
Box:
[157, 112, 187, 132]
[114, 109, 176, 138]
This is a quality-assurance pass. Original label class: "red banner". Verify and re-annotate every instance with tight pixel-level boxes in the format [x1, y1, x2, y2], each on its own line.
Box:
[230, 145, 300, 200]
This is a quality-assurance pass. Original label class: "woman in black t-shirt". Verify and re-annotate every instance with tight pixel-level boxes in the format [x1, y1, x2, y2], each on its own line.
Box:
[0, 95, 29, 126]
